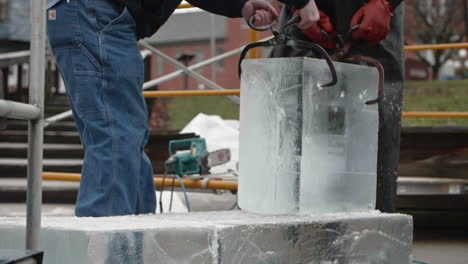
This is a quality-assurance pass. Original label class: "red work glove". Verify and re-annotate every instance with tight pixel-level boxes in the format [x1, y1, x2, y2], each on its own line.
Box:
[350, 0, 393, 46]
[299, 10, 336, 49]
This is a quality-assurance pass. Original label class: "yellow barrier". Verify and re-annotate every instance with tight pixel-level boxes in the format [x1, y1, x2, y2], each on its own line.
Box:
[153, 177, 238, 191]
[402, 112, 468, 118]
[43, 172, 238, 191]
[404, 43, 468, 51]
[143, 89, 240, 98]
[249, 29, 259, 59]
[43, 172, 81, 182]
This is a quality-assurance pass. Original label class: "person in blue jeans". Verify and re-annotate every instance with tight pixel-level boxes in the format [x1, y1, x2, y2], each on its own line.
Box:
[46, 0, 320, 217]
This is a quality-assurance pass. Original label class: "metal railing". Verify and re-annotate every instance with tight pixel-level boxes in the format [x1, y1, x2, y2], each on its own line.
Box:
[404, 43, 468, 51]
[402, 112, 468, 118]
[0, 0, 46, 250]
[39, 171, 468, 194]
[0, 51, 63, 113]
[43, 172, 238, 191]
[6, 0, 468, 251]
[143, 89, 241, 98]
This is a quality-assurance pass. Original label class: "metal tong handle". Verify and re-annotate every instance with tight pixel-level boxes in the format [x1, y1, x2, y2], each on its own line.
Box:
[238, 39, 337, 88]
[247, 15, 301, 32]
[240, 14, 337, 87]
[247, 16, 277, 31]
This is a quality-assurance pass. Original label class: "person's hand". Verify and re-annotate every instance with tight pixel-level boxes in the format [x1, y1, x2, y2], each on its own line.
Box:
[296, 0, 320, 29]
[350, 0, 393, 46]
[300, 10, 336, 48]
[241, 0, 279, 28]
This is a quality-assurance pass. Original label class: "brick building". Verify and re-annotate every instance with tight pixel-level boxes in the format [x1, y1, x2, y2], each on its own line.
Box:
[144, 8, 273, 92]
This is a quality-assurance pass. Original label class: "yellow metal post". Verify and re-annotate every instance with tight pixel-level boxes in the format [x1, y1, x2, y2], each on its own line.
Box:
[249, 29, 259, 59]
[43, 172, 239, 191]
[143, 89, 240, 98]
[404, 42, 468, 51]
[153, 177, 238, 191]
[402, 112, 468, 118]
[43, 172, 81, 182]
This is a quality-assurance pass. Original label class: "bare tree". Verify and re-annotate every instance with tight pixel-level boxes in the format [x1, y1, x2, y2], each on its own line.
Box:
[407, 0, 464, 79]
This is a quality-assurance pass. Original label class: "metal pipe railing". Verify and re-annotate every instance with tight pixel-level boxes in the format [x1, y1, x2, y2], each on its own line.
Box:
[0, 99, 41, 120]
[26, 0, 46, 250]
[404, 42, 468, 51]
[0, 0, 46, 251]
[402, 112, 468, 118]
[42, 172, 238, 191]
[42, 87, 468, 129]
[143, 89, 241, 98]
[0, 50, 30, 68]
[249, 29, 260, 59]
[139, 41, 240, 104]
[44, 110, 72, 128]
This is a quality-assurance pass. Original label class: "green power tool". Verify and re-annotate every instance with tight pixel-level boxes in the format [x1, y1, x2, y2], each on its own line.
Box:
[165, 137, 231, 176]
[161, 137, 231, 213]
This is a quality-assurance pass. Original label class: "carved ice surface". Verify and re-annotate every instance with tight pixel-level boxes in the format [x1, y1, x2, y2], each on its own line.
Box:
[300, 60, 379, 214]
[239, 59, 304, 214]
[239, 58, 379, 215]
[0, 211, 412, 264]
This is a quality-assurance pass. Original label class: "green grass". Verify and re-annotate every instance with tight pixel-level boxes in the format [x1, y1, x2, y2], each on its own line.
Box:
[167, 96, 239, 130]
[403, 80, 468, 126]
[165, 80, 468, 129]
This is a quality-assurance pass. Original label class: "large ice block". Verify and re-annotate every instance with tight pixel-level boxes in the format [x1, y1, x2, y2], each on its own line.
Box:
[239, 58, 379, 215]
[0, 211, 412, 263]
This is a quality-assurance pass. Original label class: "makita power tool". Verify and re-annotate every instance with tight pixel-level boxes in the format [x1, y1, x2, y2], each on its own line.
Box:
[164, 137, 230, 176]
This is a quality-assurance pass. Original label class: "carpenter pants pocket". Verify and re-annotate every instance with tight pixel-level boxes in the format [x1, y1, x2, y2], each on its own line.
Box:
[75, 73, 106, 120]
[52, 46, 107, 120]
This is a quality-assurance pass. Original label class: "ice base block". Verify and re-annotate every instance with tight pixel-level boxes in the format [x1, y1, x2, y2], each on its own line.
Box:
[0, 211, 412, 264]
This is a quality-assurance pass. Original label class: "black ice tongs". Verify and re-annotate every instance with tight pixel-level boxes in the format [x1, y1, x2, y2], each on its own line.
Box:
[238, 15, 338, 88]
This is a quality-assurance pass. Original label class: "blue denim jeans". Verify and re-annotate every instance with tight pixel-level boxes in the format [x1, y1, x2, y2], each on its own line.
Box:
[47, 0, 156, 216]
